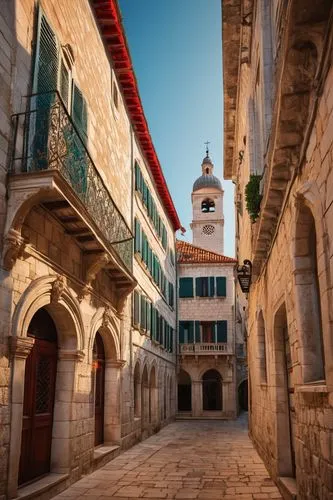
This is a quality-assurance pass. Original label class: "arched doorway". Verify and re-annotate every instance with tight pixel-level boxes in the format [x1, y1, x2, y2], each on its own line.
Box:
[19, 308, 58, 485]
[238, 379, 248, 411]
[134, 362, 141, 418]
[141, 365, 149, 430]
[202, 369, 222, 411]
[93, 332, 105, 446]
[177, 369, 191, 411]
[149, 366, 157, 424]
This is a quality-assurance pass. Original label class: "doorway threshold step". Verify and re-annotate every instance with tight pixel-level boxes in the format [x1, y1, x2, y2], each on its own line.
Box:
[278, 476, 297, 500]
[16, 473, 69, 500]
[93, 444, 120, 469]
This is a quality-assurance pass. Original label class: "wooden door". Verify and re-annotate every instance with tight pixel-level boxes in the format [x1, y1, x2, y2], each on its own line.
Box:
[94, 332, 105, 446]
[19, 309, 58, 485]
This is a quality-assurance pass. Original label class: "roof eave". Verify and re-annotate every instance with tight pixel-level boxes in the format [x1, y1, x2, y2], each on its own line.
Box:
[91, 0, 182, 231]
[222, 0, 242, 180]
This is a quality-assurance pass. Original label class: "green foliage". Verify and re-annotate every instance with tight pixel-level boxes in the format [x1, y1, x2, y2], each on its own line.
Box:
[245, 174, 262, 222]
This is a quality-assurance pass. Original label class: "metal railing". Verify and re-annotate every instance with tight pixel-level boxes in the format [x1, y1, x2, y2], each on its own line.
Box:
[11, 91, 133, 270]
[179, 343, 230, 354]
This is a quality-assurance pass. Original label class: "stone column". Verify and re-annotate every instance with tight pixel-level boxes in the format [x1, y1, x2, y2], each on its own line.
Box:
[7, 336, 34, 499]
[192, 380, 202, 417]
[51, 349, 83, 474]
[104, 360, 126, 444]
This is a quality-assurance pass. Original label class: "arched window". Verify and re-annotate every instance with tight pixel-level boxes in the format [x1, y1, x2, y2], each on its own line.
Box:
[257, 311, 267, 383]
[201, 198, 215, 213]
[294, 204, 325, 382]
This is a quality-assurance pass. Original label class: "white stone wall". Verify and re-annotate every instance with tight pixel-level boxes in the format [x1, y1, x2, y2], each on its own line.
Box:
[178, 261, 236, 418]
[191, 187, 224, 254]
[0, 1, 177, 498]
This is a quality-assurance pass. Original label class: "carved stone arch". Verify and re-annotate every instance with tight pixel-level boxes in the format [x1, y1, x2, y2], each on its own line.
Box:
[11, 274, 84, 352]
[290, 183, 330, 382]
[88, 307, 120, 363]
[8, 274, 84, 497]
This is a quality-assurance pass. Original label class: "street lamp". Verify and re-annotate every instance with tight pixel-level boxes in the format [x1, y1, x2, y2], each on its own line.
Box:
[237, 260, 252, 293]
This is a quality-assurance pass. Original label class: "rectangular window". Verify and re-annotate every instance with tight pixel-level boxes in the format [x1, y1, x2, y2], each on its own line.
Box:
[201, 322, 215, 343]
[179, 321, 194, 343]
[195, 321, 201, 343]
[216, 277, 227, 297]
[179, 277, 194, 298]
[195, 277, 215, 297]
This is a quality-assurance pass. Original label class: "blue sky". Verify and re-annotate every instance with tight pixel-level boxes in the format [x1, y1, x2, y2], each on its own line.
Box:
[118, 0, 235, 257]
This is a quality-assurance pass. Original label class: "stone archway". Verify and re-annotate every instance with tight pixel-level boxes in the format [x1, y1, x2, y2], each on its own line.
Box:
[202, 369, 222, 411]
[89, 308, 123, 444]
[141, 365, 149, 432]
[238, 379, 248, 412]
[177, 369, 192, 412]
[133, 361, 141, 419]
[8, 276, 84, 498]
[149, 365, 158, 424]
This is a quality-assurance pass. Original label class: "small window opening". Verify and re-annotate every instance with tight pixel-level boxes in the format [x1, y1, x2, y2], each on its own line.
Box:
[206, 168, 209, 174]
[201, 198, 215, 213]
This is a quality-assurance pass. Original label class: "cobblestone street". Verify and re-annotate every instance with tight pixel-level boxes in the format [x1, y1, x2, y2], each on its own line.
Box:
[55, 415, 282, 500]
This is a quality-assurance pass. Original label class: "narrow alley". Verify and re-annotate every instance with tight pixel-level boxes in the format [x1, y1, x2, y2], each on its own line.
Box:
[54, 416, 282, 500]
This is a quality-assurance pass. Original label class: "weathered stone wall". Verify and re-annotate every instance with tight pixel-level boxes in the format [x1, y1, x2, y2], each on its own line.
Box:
[223, 0, 333, 497]
[178, 262, 236, 418]
[0, 1, 177, 498]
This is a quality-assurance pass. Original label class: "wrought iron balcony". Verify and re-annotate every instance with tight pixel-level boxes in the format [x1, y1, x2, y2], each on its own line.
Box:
[10, 91, 133, 272]
[179, 343, 232, 355]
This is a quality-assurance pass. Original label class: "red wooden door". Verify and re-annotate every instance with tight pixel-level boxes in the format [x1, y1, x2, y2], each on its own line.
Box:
[94, 332, 105, 446]
[19, 309, 58, 485]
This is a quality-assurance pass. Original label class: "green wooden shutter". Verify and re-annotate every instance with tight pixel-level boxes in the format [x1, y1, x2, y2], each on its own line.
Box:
[72, 83, 88, 144]
[135, 162, 140, 191]
[133, 290, 140, 326]
[151, 305, 156, 340]
[209, 277, 215, 297]
[195, 277, 203, 297]
[188, 321, 194, 343]
[59, 59, 70, 108]
[179, 322, 185, 344]
[146, 301, 151, 336]
[216, 277, 227, 297]
[134, 218, 141, 253]
[216, 321, 227, 342]
[195, 321, 201, 343]
[35, 11, 59, 98]
[179, 277, 193, 298]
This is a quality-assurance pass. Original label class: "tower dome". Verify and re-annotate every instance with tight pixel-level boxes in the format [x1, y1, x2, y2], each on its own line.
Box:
[192, 153, 223, 192]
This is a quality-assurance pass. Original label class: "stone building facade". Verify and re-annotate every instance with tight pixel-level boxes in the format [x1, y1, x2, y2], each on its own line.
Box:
[176, 154, 239, 419]
[222, 0, 333, 498]
[0, 1, 180, 499]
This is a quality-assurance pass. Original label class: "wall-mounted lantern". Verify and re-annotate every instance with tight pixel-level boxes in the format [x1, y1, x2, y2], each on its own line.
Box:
[237, 259, 252, 293]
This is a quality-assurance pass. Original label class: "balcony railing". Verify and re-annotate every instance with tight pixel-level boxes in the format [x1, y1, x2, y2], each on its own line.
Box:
[11, 91, 133, 270]
[179, 343, 231, 355]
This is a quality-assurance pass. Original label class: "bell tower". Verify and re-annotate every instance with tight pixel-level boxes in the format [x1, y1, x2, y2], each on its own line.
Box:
[190, 149, 224, 253]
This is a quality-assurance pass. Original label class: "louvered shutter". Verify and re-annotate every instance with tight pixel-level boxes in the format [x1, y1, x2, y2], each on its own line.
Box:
[216, 321, 227, 342]
[141, 296, 146, 330]
[216, 277, 227, 297]
[146, 301, 151, 335]
[170, 328, 174, 352]
[32, 11, 59, 170]
[134, 218, 141, 253]
[195, 277, 203, 297]
[187, 321, 194, 343]
[179, 322, 185, 344]
[135, 162, 140, 191]
[151, 305, 156, 340]
[195, 321, 201, 343]
[72, 83, 88, 144]
[59, 59, 70, 108]
[179, 278, 194, 298]
[133, 291, 140, 326]
[209, 277, 215, 297]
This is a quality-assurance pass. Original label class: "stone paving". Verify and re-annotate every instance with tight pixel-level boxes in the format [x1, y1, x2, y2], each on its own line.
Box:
[55, 414, 282, 500]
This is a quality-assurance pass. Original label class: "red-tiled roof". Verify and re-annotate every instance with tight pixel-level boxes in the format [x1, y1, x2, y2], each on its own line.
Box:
[92, 0, 182, 232]
[176, 240, 237, 264]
